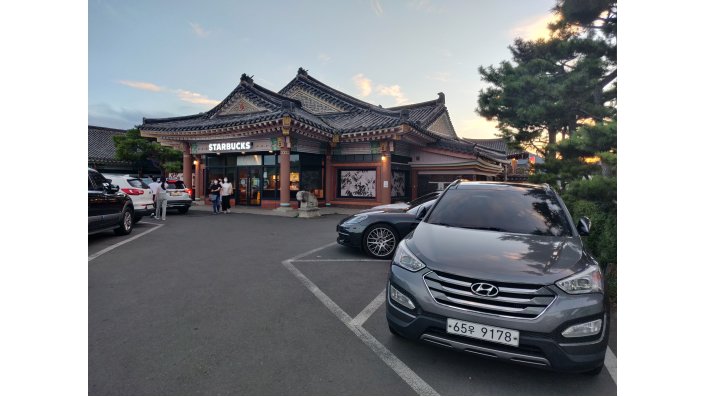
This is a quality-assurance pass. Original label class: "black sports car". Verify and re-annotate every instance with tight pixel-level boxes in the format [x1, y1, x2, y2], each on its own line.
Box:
[336, 199, 437, 259]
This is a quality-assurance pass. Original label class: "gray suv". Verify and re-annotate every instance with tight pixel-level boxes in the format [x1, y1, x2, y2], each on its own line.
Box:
[386, 181, 609, 374]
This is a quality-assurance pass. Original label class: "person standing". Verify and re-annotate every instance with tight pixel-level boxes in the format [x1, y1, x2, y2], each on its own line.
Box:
[220, 177, 233, 214]
[209, 179, 221, 215]
[148, 176, 160, 218]
[156, 177, 169, 220]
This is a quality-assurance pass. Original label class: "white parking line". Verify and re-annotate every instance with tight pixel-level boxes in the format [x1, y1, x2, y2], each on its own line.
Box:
[351, 289, 387, 327]
[283, 244, 438, 396]
[293, 259, 389, 262]
[605, 347, 617, 384]
[88, 224, 163, 262]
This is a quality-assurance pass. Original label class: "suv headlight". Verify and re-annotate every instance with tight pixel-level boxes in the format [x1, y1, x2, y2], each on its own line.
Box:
[556, 264, 603, 294]
[393, 240, 426, 272]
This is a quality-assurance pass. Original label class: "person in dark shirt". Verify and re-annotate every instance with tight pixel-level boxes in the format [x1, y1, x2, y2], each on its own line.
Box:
[209, 179, 221, 215]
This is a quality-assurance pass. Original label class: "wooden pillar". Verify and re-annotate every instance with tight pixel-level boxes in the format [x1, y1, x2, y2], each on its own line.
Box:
[380, 147, 392, 205]
[325, 150, 334, 206]
[279, 148, 291, 207]
[194, 155, 203, 200]
[182, 144, 193, 189]
[411, 170, 418, 200]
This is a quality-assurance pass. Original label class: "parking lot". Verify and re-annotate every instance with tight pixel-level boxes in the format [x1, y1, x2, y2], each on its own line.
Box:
[89, 210, 617, 395]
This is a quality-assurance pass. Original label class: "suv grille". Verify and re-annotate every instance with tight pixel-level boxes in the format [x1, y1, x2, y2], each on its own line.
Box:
[423, 270, 556, 319]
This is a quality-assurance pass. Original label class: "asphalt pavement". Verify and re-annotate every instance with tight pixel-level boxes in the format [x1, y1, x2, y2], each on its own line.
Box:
[88, 209, 617, 395]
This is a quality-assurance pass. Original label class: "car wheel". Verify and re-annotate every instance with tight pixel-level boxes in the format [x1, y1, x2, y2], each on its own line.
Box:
[362, 224, 399, 259]
[114, 208, 134, 236]
[178, 207, 189, 214]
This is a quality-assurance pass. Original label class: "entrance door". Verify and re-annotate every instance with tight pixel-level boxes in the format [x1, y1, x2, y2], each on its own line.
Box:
[237, 167, 261, 206]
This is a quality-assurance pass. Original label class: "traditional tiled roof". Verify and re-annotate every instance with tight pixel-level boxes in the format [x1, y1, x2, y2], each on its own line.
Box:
[88, 125, 126, 160]
[141, 68, 455, 140]
[462, 138, 508, 154]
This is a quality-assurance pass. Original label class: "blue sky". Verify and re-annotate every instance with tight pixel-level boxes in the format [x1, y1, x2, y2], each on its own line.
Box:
[89, 0, 557, 139]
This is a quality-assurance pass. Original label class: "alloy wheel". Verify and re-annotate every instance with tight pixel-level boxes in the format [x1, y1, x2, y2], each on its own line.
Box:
[366, 227, 396, 258]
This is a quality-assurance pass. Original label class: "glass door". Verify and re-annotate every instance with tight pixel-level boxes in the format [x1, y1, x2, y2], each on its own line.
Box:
[249, 167, 261, 206]
[236, 167, 262, 206]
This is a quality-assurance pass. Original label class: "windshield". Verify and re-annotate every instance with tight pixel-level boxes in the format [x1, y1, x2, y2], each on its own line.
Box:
[167, 181, 186, 189]
[426, 187, 572, 236]
[406, 191, 440, 208]
[128, 179, 149, 189]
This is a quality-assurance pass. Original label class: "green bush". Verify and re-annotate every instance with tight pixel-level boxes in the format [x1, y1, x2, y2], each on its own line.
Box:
[565, 199, 617, 267]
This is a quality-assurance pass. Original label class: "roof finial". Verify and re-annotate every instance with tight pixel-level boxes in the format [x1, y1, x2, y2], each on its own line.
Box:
[437, 92, 445, 104]
[240, 73, 254, 84]
[399, 109, 409, 122]
[297, 67, 308, 76]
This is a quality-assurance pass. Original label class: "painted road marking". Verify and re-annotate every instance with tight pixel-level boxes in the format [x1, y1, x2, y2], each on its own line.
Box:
[605, 347, 617, 384]
[293, 259, 389, 262]
[351, 289, 387, 327]
[88, 224, 163, 262]
[283, 243, 438, 396]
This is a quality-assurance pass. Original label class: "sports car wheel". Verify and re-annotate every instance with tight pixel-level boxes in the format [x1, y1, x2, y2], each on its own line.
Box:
[363, 224, 398, 259]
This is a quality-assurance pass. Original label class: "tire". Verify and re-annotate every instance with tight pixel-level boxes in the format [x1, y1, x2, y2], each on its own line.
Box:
[362, 223, 399, 259]
[114, 207, 134, 236]
[178, 207, 189, 214]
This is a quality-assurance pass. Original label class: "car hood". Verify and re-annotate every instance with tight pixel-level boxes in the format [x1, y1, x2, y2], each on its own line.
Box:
[359, 203, 408, 213]
[407, 222, 586, 285]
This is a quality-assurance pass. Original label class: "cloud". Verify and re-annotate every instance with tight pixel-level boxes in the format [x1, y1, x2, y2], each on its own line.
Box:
[428, 72, 452, 83]
[456, 117, 500, 140]
[119, 80, 165, 92]
[189, 21, 210, 38]
[318, 53, 331, 63]
[353, 73, 373, 97]
[408, 0, 446, 13]
[376, 84, 409, 105]
[511, 13, 559, 40]
[370, 0, 383, 16]
[88, 103, 174, 129]
[174, 89, 220, 106]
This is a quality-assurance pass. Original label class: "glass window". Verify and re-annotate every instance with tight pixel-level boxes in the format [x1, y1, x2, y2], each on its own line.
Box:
[237, 155, 262, 166]
[391, 171, 408, 198]
[262, 166, 279, 200]
[426, 187, 572, 237]
[264, 155, 276, 165]
[207, 156, 225, 167]
[300, 168, 324, 199]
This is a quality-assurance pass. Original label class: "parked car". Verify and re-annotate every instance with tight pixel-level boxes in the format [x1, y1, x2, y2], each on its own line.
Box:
[386, 181, 609, 375]
[103, 174, 154, 223]
[140, 177, 193, 214]
[88, 168, 134, 235]
[165, 179, 192, 214]
[336, 199, 437, 259]
[360, 190, 441, 214]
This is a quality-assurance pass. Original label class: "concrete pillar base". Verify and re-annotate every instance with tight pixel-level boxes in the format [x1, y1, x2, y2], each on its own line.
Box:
[298, 208, 321, 218]
[274, 206, 296, 213]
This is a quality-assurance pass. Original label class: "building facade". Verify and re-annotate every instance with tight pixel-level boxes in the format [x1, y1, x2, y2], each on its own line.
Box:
[139, 68, 508, 209]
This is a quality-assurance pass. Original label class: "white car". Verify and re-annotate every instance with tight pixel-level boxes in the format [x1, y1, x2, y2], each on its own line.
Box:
[103, 174, 155, 223]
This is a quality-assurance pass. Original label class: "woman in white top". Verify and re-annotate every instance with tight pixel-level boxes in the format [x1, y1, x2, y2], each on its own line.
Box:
[220, 177, 233, 213]
[156, 177, 169, 220]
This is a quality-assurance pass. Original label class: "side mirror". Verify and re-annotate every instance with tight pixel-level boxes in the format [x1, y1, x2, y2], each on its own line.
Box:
[416, 207, 428, 221]
[577, 216, 591, 236]
[103, 182, 119, 193]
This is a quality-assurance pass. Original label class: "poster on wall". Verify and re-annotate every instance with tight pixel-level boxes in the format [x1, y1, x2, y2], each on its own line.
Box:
[339, 170, 376, 198]
[392, 171, 406, 197]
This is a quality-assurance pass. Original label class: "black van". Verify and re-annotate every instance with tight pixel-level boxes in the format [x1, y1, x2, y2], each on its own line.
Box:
[88, 168, 135, 235]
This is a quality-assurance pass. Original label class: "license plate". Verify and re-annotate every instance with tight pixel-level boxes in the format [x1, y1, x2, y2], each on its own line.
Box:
[446, 318, 520, 347]
[170, 192, 181, 196]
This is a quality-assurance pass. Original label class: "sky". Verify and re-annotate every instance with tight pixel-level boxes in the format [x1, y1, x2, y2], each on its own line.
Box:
[89, 0, 558, 139]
